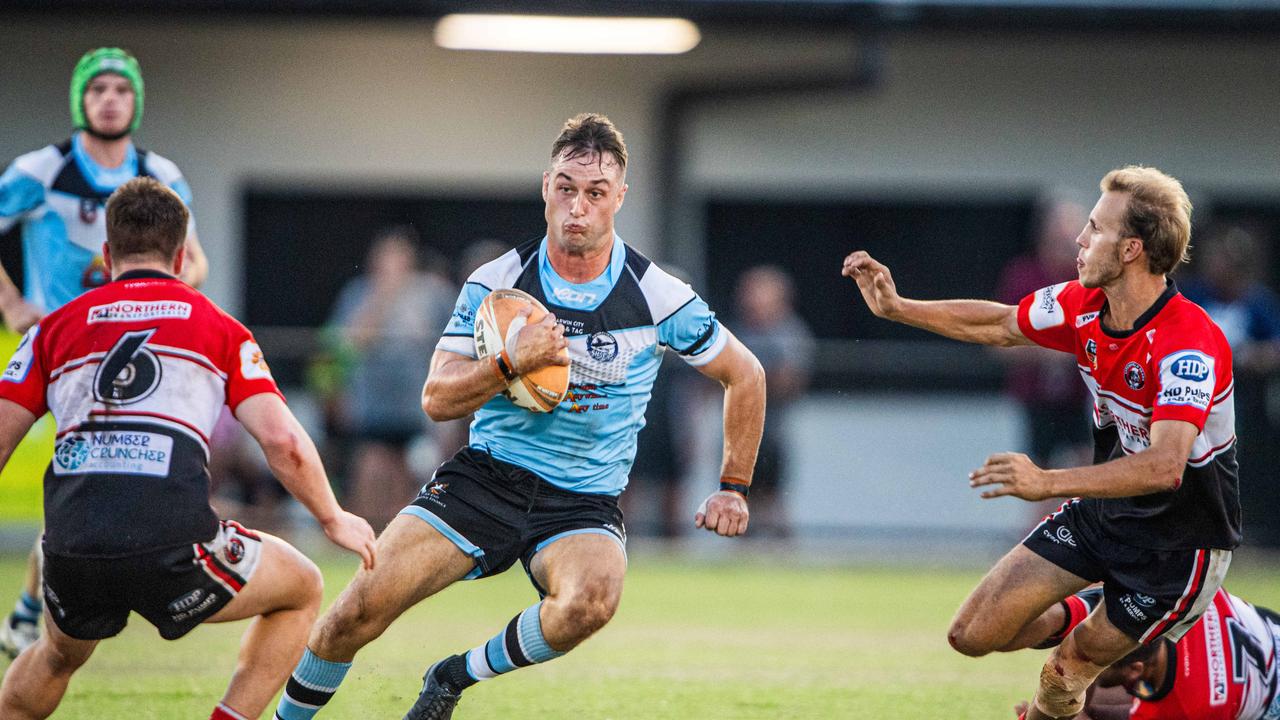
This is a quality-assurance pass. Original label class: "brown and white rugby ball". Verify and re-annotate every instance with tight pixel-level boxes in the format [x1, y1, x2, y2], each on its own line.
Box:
[474, 288, 570, 413]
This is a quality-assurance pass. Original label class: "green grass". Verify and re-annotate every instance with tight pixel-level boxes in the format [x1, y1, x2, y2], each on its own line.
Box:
[2, 549, 1279, 719]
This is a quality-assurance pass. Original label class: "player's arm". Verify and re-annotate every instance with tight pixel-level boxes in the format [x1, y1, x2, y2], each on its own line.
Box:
[178, 230, 208, 288]
[0, 163, 46, 333]
[970, 419, 1197, 501]
[235, 392, 376, 568]
[0, 264, 42, 334]
[0, 399, 37, 473]
[842, 250, 1033, 348]
[690, 328, 765, 537]
[421, 305, 568, 421]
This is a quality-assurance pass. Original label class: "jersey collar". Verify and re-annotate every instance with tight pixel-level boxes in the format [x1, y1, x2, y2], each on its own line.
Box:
[537, 233, 625, 311]
[114, 269, 177, 282]
[71, 132, 138, 194]
[1100, 279, 1179, 339]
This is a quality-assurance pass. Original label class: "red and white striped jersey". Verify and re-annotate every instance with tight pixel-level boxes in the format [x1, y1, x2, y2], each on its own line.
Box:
[0, 270, 282, 557]
[1017, 280, 1240, 550]
[1131, 589, 1280, 720]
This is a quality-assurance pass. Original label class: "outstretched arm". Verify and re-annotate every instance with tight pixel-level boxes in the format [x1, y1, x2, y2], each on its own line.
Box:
[690, 329, 765, 537]
[236, 392, 376, 568]
[970, 419, 1197, 501]
[842, 250, 1032, 348]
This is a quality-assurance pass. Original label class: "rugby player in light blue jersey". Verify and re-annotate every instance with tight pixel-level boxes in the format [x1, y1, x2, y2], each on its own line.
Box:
[0, 47, 208, 658]
[274, 113, 766, 720]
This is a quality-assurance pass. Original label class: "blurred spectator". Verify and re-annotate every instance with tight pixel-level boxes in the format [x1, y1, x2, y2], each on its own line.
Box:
[731, 265, 815, 538]
[208, 408, 286, 532]
[1181, 223, 1280, 545]
[324, 226, 455, 529]
[1180, 224, 1280, 371]
[995, 195, 1093, 470]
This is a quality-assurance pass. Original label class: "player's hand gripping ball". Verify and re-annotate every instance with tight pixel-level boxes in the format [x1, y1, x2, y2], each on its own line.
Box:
[474, 288, 571, 412]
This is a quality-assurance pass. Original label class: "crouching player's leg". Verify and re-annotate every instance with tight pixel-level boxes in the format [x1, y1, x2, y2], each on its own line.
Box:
[0, 520, 322, 720]
[404, 532, 626, 720]
[1026, 546, 1231, 720]
[0, 604, 97, 720]
[201, 527, 326, 720]
[1028, 609, 1137, 720]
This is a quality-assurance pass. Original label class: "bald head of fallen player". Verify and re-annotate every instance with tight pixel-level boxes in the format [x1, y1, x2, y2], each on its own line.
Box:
[104, 176, 188, 275]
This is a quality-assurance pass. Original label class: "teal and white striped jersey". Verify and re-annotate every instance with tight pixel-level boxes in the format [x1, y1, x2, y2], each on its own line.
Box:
[438, 235, 726, 496]
[0, 133, 195, 313]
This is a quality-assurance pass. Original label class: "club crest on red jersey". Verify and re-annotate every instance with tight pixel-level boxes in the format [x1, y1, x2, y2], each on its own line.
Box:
[1124, 362, 1146, 390]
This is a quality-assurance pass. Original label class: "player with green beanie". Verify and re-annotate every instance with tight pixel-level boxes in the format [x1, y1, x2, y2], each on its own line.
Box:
[0, 46, 208, 660]
[70, 47, 145, 136]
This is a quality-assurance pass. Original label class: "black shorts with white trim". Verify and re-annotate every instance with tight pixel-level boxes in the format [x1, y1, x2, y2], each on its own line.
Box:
[1023, 499, 1230, 644]
[42, 519, 263, 641]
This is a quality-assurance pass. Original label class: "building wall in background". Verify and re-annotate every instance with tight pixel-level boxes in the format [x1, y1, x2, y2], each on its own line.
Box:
[1, 15, 1277, 313]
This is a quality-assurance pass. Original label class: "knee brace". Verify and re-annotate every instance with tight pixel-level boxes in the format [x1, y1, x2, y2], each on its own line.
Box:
[1034, 656, 1092, 719]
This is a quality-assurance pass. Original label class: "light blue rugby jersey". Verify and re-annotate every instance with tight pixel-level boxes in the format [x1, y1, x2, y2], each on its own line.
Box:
[0, 134, 195, 313]
[438, 234, 726, 496]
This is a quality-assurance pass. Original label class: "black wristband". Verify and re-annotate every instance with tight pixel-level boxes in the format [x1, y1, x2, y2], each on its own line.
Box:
[719, 481, 750, 498]
[494, 350, 517, 382]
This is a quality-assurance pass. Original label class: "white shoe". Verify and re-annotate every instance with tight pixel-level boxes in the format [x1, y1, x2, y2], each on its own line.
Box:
[0, 616, 39, 659]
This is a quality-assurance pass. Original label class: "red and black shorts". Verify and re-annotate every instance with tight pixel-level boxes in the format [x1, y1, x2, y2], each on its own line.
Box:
[1023, 499, 1231, 644]
[43, 520, 264, 641]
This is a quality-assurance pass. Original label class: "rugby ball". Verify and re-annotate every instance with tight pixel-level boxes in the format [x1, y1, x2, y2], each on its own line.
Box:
[474, 288, 570, 413]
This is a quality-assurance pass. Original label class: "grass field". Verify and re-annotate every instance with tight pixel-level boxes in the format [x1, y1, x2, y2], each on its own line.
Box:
[2, 548, 1279, 719]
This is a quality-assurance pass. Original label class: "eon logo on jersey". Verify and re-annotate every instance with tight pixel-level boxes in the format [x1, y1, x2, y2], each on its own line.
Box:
[553, 286, 598, 305]
[93, 329, 162, 405]
[1158, 350, 1215, 410]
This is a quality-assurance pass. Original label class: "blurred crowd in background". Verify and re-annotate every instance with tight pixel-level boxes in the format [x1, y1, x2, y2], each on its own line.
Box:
[206, 205, 1280, 544]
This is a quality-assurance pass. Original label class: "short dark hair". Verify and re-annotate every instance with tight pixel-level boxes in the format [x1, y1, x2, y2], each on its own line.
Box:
[551, 113, 627, 172]
[106, 177, 188, 262]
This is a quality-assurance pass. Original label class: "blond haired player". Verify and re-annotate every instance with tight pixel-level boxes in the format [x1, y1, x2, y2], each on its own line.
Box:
[844, 167, 1239, 720]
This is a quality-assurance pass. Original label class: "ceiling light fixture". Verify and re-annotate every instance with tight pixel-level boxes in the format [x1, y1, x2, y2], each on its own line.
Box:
[434, 14, 702, 55]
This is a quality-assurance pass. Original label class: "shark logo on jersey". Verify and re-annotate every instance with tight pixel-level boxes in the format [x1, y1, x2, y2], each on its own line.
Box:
[588, 331, 619, 362]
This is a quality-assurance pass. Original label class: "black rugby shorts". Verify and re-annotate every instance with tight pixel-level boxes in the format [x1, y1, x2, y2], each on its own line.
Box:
[1023, 500, 1230, 644]
[43, 520, 263, 641]
[401, 447, 626, 596]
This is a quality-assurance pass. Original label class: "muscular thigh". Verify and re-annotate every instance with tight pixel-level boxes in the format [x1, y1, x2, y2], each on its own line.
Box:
[953, 545, 1091, 642]
[336, 513, 477, 620]
[528, 534, 626, 603]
